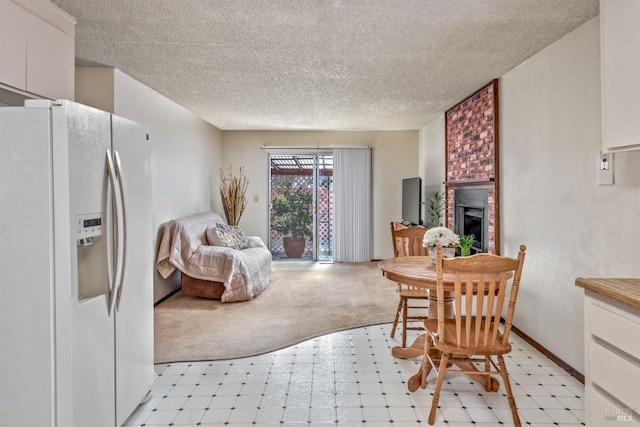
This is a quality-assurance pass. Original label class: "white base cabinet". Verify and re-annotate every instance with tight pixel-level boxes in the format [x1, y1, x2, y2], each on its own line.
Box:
[584, 291, 640, 425]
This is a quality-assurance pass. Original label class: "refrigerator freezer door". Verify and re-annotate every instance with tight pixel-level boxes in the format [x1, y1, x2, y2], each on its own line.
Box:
[111, 115, 154, 426]
[0, 107, 64, 427]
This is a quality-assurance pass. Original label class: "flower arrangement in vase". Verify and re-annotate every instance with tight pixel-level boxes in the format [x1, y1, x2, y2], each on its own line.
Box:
[422, 226, 459, 263]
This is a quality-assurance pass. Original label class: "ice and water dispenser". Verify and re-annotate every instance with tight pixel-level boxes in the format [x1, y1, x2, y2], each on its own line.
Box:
[76, 212, 109, 302]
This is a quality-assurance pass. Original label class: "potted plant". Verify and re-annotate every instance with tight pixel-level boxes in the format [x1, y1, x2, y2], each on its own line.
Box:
[458, 234, 475, 256]
[271, 178, 313, 258]
[422, 226, 459, 263]
[427, 191, 445, 226]
[219, 165, 248, 226]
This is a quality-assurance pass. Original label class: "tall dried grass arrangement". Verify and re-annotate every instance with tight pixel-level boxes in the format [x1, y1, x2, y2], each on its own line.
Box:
[219, 165, 248, 226]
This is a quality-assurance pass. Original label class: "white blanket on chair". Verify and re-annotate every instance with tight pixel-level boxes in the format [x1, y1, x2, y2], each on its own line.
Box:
[155, 212, 272, 302]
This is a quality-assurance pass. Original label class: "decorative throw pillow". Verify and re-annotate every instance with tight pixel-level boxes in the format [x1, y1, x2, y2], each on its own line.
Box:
[206, 225, 224, 246]
[206, 223, 248, 250]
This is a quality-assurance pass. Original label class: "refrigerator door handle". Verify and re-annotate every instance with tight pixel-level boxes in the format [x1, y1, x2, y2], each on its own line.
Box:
[106, 150, 120, 316]
[113, 150, 128, 311]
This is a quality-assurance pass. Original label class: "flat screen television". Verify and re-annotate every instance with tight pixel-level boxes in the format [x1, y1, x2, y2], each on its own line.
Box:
[401, 177, 422, 225]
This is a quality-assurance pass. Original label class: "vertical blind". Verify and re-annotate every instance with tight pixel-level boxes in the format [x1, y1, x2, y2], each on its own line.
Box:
[333, 147, 371, 262]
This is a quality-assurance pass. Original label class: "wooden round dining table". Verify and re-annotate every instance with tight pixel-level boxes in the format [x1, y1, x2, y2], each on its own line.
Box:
[378, 255, 501, 392]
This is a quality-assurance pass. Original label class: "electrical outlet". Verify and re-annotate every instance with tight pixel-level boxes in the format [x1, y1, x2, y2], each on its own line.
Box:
[598, 152, 614, 185]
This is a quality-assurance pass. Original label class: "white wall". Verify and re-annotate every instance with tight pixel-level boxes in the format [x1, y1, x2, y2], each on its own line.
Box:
[502, 17, 640, 373]
[420, 17, 640, 374]
[220, 130, 418, 260]
[76, 67, 223, 301]
[419, 114, 446, 225]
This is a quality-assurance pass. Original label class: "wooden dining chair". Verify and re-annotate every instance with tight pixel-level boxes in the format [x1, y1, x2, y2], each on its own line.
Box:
[421, 244, 527, 426]
[389, 222, 430, 348]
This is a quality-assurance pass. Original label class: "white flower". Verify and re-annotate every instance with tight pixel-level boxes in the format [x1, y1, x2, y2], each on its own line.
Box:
[422, 226, 459, 248]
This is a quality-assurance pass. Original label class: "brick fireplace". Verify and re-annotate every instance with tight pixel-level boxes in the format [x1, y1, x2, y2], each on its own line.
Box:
[445, 80, 500, 254]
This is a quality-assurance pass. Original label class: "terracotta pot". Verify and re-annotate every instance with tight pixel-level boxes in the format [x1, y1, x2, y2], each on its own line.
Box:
[283, 237, 305, 258]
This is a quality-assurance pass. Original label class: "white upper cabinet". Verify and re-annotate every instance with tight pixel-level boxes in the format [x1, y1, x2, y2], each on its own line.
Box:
[0, 0, 75, 101]
[600, 0, 640, 152]
[0, 0, 28, 90]
[25, 11, 75, 100]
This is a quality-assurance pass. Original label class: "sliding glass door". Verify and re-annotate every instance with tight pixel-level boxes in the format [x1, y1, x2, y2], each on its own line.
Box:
[269, 153, 333, 261]
[315, 154, 333, 261]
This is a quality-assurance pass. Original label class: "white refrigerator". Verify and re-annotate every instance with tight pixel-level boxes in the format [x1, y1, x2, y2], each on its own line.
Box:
[0, 100, 154, 427]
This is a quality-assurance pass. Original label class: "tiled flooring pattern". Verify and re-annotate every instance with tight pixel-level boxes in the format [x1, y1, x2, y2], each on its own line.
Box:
[126, 325, 585, 426]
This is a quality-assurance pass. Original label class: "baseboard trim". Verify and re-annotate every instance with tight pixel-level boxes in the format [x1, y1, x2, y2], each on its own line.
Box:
[510, 324, 584, 384]
[154, 288, 180, 307]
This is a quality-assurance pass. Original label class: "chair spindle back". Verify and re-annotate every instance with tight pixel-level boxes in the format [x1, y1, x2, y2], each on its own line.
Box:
[435, 245, 527, 350]
[390, 223, 430, 257]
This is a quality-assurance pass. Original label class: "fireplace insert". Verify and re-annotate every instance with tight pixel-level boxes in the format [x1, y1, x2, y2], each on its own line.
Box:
[454, 189, 489, 254]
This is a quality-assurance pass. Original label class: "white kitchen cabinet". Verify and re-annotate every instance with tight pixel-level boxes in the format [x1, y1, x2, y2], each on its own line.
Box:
[576, 278, 640, 426]
[600, 0, 640, 152]
[25, 10, 75, 100]
[0, 0, 28, 90]
[0, 0, 75, 101]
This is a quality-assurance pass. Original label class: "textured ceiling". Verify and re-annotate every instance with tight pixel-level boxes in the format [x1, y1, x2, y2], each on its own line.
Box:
[51, 0, 598, 131]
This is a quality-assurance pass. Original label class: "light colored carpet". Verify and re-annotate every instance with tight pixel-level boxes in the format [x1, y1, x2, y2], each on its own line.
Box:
[154, 261, 399, 364]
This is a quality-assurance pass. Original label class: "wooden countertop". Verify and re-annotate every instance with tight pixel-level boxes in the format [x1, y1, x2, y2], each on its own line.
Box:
[575, 278, 640, 310]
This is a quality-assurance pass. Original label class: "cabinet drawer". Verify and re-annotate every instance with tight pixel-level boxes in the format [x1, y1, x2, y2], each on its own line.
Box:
[590, 341, 640, 411]
[590, 297, 640, 358]
[590, 387, 640, 426]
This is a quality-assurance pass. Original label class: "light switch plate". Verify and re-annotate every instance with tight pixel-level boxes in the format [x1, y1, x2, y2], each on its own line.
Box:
[598, 152, 614, 185]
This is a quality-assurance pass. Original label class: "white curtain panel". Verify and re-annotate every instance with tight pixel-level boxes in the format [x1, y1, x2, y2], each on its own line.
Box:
[333, 147, 372, 262]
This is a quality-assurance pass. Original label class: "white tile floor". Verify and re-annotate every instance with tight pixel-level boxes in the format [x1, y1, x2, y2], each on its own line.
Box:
[125, 325, 585, 426]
